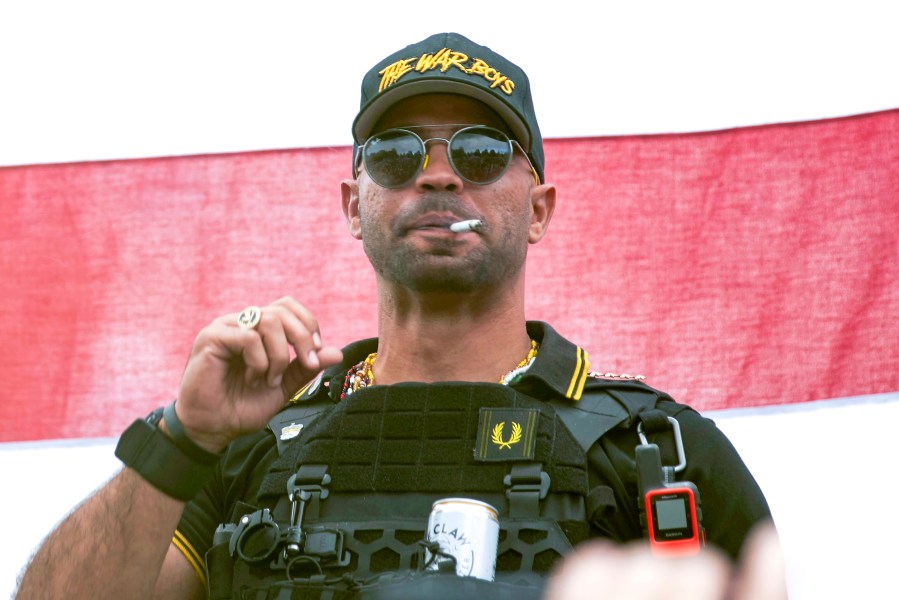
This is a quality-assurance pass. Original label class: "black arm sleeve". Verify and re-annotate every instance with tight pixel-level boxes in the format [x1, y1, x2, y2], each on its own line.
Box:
[175, 430, 280, 567]
[586, 400, 772, 560]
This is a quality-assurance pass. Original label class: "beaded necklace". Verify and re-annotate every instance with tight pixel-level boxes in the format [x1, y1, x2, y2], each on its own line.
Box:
[340, 339, 540, 400]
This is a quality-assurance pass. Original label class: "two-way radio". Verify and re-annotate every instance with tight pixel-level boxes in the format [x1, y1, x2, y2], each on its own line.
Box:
[635, 416, 705, 557]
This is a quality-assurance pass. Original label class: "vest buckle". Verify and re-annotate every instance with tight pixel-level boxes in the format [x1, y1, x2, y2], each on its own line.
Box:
[504, 463, 550, 518]
[285, 465, 332, 557]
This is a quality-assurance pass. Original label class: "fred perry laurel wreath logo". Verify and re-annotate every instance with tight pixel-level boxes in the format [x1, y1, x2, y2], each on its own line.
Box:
[476, 407, 537, 461]
[490, 421, 522, 449]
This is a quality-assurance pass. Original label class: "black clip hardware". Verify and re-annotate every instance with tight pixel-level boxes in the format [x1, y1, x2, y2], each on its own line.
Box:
[503, 463, 551, 518]
[285, 465, 331, 557]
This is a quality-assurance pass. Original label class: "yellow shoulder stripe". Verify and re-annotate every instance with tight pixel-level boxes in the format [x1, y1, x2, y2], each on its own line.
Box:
[565, 347, 590, 400]
[173, 529, 207, 588]
[289, 376, 319, 403]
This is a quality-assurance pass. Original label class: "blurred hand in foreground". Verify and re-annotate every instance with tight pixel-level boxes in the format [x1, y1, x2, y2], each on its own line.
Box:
[544, 521, 786, 600]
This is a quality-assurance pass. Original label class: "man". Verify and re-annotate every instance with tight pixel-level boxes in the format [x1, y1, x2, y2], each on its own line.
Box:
[16, 33, 772, 599]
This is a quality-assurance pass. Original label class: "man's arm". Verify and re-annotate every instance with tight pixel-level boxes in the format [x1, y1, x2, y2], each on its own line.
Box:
[16, 297, 343, 600]
[16, 467, 201, 599]
[156, 542, 207, 599]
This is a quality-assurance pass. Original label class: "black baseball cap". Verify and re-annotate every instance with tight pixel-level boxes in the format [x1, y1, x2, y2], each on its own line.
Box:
[352, 32, 545, 183]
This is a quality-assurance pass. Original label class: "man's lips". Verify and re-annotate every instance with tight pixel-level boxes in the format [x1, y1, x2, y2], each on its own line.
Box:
[402, 214, 471, 233]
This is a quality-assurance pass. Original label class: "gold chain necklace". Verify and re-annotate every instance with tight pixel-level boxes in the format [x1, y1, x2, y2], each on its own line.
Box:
[340, 340, 540, 399]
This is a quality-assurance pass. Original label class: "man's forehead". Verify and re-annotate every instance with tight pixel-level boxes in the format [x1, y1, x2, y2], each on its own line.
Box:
[371, 93, 512, 136]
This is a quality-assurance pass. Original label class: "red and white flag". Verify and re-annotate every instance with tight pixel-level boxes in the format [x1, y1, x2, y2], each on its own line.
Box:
[2, 109, 897, 442]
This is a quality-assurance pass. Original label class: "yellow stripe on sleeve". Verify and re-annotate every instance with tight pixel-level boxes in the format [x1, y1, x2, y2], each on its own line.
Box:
[572, 349, 590, 401]
[565, 347, 591, 400]
[173, 529, 207, 589]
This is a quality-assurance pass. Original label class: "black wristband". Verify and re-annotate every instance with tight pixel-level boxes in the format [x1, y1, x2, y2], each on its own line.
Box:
[114, 408, 221, 501]
[163, 401, 221, 465]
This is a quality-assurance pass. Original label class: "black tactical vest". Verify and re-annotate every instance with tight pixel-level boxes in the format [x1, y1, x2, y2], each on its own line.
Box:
[206, 380, 665, 599]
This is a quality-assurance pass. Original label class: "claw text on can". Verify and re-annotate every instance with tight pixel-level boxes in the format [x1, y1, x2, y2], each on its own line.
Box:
[424, 497, 499, 581]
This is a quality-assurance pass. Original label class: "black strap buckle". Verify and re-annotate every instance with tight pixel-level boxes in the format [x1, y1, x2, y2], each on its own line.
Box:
[285, 465, 331, 556]
[287, 465, 331, 517]
[503, 463, 550, 518]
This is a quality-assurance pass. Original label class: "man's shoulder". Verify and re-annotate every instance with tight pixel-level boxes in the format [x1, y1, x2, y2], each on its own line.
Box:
[215, 426, 280, 492]
[266, 375, 339, 454]
[578, 372, 674, 410]
[218, 377, 338, 473]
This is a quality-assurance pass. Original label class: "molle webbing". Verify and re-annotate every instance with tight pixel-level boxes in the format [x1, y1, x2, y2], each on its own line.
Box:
[218, 383, 594, 597]
[212, 383, 641, 598]
[257, 382, 588, 502]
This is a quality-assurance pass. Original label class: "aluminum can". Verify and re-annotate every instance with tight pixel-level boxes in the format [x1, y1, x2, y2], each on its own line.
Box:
[424, 497, 499, 581]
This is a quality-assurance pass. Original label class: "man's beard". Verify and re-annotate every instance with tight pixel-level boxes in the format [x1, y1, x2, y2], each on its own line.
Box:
[359, 193, 527, 293]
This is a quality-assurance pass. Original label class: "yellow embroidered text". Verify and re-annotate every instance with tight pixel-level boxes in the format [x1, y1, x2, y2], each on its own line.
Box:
[376, 48, 516, 96]
[378, 58, 416, 92]
[468, 59, 514, 94]
[416, 48, 469, 74]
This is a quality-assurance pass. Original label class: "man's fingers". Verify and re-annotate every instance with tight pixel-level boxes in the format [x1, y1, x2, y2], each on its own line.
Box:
[176, 299, 341, 450]
[281, 346, 344, 399]
[253, 310, 292, 387]
[228, 298, 344, 397]
[732, 522, 787, 600]
[225, 298, 326, 386]
[193, 318, 269, 383]
[266, 297, 327, 373]
[237, 331, 270, 384]
[273, 296, 322, 344]
[545, 541, 731, 600]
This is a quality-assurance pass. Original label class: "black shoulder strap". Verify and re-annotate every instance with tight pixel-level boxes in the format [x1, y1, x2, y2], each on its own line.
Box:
[549, 379, 670, 452]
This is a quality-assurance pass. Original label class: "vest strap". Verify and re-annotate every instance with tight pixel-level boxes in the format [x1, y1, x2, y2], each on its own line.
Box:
[504, 463, 550, 518]
[287, 464, 331, 522]
[635, 408, 671, 434]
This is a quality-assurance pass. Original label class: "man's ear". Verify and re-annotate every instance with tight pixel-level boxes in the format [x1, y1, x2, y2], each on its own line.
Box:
[528, 182, 556, 243]
[341, 179, 363, 240]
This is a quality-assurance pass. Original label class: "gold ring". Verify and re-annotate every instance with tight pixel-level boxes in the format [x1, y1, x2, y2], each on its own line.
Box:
[236, 306, 262, 329]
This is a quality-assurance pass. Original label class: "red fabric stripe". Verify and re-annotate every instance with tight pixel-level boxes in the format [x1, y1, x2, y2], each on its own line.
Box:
[2, 110, 897, 442]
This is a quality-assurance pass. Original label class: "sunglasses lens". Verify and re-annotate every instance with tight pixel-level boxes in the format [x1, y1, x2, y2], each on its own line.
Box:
[362, 130, 424, 188]
[361, 127, 516, 188]
[450, 128, 513, 184]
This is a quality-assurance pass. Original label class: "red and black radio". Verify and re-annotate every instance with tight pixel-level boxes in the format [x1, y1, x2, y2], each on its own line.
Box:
[635, 417, 705, 557]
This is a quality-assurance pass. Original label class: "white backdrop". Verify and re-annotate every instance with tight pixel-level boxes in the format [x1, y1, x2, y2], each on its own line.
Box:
[2, 1, 898, 166]
[2, 1, 898, 599]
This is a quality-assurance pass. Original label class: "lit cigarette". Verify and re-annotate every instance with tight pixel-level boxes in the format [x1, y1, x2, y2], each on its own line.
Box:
[449, 219, 483, 233]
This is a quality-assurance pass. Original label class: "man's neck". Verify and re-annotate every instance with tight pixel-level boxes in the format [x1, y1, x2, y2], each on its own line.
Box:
[371, 285, 533, 385]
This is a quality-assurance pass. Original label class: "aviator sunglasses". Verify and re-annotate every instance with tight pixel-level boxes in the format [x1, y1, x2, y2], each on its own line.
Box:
[355, 125, 538, 189]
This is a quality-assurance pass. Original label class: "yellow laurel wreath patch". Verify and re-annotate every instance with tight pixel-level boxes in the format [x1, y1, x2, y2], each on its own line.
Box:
[490, 421, 522, 449]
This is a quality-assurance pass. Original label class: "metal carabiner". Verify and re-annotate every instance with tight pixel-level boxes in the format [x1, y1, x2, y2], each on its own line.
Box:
[637, 416, 687, 474]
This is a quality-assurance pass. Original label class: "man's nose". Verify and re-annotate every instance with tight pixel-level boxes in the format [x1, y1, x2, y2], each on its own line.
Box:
[414, 143, 465, 193]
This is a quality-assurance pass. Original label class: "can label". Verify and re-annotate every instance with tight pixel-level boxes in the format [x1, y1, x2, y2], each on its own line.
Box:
[424, 498, 499, 581]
